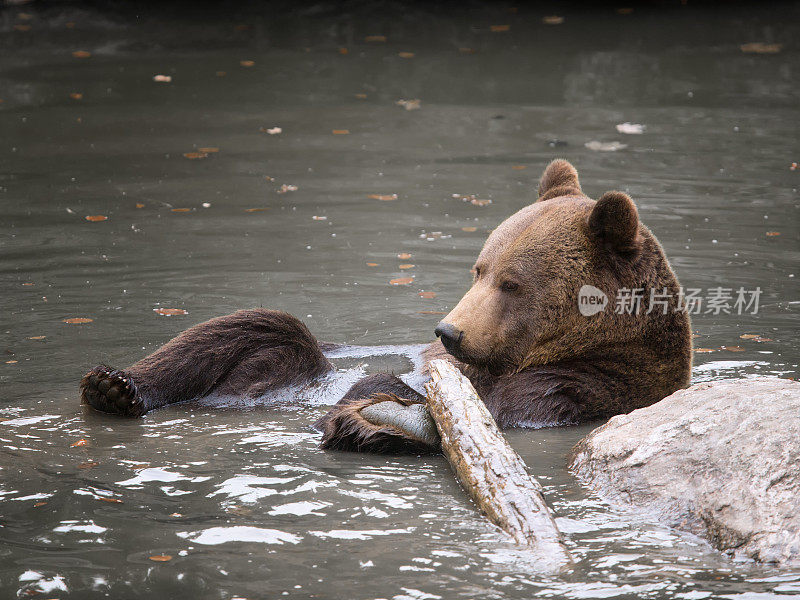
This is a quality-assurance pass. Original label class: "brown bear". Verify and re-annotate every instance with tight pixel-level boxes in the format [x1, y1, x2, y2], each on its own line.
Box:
[80, 160, 692, 453]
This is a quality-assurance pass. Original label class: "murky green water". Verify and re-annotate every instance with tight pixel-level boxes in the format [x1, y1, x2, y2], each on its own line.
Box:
[1, 2, 799, 598]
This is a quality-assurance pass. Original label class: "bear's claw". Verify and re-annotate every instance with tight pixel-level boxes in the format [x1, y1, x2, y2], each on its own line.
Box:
[80, 365, 146, 417]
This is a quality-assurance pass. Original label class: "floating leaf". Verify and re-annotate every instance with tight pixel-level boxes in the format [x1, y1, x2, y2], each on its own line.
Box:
[395, 99, 421, 111]
[244, 207, 268, 212]
[34, 501, 47, 507]
[72, 50, 91, 58]
[6, 360, 18, 364]
[153, 308, 188, 316]
[766, 231, 781, 236]
[69, 92, 83, 100]
[261, 126, 282, 135]
[171, 208, 191, 213]
[264, 176, 275, 181]
[397, 253, 412, 259]
[694, 348, 715, 353]
[461, 226, 477, 232]
[790, 162, 797, 171]
[22, 282, 34, 286]
[183, 152, 208, 160]
[720, 345, 745, 352]
[136, 203, 145, 208]
[153, 74, 172, 83]
[398, 52, 415, 58]
[98, 497, 123, 503]
[368, 193, 397, 201]
[511, 165, 526, 170]
[366, 262, 379, 267]
[490, 24, 510, 32]
[355, 93, 367, 99]
[338, 47, 349, 55]
[28, 336, 46, 340]
[740, 334, 772, 342]
[365, 35, 387, 42]
[149, 555, 173, 562]
[78, 461, 99, 469]
[418, 291, 436, 299]
[542, 16, 564, 25]
[453, 193, 490, 206]
[170, 513, 182, 517]
[14, 24, 31, 32]
[216, 71, 227, 77]
[71, 439, 88, 447]
[459, 47, 475, 54]
[240, 60, 255, 67]
[312, 215, 327, 220]
[740, 43, 782, 54]
[198, 147, 219, 153]
[277, 184, 298, 194]
[332, 129, 350, 135]
[398, 264, 414, 270]
[64, 317, 93, 324]
[616, 122, 645, 135]
[227, 505, 252, 516]
[85, 215, 108, 222]
[389, 277, 414, 285]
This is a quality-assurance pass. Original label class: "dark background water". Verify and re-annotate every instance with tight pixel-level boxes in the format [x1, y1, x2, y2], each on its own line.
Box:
[1, 1, 798, 598]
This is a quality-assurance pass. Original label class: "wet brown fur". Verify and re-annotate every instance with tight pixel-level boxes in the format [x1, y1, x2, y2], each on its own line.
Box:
[79, 160, 692, 454]
[312, 373, 433, 452]
[81, 309, 332, 415]
[317, 393, 436, 454]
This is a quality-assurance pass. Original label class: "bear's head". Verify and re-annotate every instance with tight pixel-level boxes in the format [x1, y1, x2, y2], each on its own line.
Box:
[435, 159, 687, 376]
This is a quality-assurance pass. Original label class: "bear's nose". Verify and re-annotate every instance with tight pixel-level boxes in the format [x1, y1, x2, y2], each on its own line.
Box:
[434, 321, 464, 351]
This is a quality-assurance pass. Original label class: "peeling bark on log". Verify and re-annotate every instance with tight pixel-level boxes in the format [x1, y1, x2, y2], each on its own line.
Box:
[425, 359, 572, 573]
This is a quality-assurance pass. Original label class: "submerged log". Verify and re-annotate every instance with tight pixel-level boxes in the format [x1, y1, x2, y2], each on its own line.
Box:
[425, 359, 571, 572]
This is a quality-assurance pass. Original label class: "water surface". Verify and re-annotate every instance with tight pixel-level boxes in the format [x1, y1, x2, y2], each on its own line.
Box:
[1, 2, 799, 598]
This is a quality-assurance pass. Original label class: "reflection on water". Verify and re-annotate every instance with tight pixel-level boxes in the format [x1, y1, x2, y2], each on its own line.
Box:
[1, 1, 798, 598]
[4, 393, 800, 599]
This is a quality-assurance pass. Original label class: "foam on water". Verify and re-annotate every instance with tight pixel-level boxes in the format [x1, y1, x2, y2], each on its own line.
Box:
[177, 526, 302, 545]
[194, 343, 431, 409]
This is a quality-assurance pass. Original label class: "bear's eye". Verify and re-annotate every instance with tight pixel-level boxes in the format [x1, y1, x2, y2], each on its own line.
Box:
[473, 267, 481, 278]
[500, 281, 519, 292]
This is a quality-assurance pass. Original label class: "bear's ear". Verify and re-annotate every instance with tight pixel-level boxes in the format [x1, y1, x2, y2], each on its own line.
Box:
[588, 191, 642, 254]
[537, 159, 581, 201]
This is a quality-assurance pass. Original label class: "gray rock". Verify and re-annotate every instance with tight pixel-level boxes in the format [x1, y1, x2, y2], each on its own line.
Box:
[569, 377, 800, 566]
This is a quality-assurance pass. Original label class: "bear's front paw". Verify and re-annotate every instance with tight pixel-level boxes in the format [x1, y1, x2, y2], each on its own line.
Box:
[80, 365, 146, 417]
[317, 394, 440, 454]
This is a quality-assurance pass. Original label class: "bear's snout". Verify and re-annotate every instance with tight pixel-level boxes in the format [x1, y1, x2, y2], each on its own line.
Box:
[435, 321, 464, 353]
